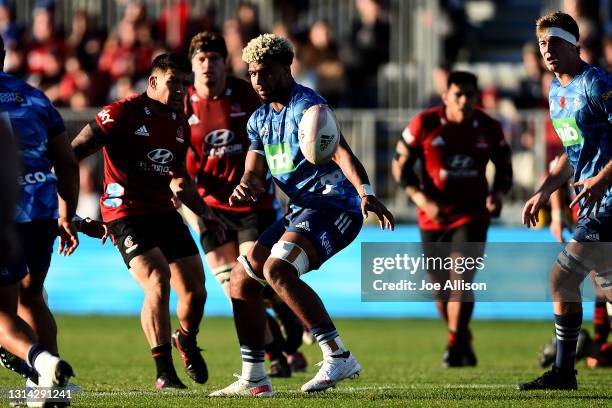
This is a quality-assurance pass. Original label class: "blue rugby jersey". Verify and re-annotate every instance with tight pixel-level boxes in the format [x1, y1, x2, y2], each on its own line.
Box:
[0, 72, 66, 222]
[548, 64, 612, 216]
[246, 82, 361, 214]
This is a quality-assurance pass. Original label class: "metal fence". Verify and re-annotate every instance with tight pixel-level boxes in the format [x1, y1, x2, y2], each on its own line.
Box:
[60, 107, 550, 223]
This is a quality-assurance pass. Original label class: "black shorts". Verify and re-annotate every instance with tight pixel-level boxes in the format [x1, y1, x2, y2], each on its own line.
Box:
[1, 219, 57, 286]
[420, 219, 489, 243]
[108, 211, 199, 267]
[200, 207, 278, 254]
[420, 220, 489, 276]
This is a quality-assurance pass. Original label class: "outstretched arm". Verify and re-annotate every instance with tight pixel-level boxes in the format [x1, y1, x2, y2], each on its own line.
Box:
[71, 124, 107, 161]
[229, 151, 268, 206]
[332, 135, 394, 230]
[170, 163, 226, 242]
[48, 131, 80, 256]
[522, 152, 573, 227]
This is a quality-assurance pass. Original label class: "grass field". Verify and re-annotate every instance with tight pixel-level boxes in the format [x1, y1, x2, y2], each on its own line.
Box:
[1, 316, 611, 407]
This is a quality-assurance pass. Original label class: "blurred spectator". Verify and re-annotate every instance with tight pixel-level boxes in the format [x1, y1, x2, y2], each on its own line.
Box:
[344, 0, 390, 107]
[66, 10, 104, 71]
[108, 75, 138, 103]
[603, 36, 612, 72]
[24, 6, 65, 90]
[236, 2, 263, 44]
[421, 65, 449, 108]
[301, 20, 345, 106]
[157, 0, 190, 53]
[56, 55, 91, 106]
[439, 0, 471, 65]
[223, 18, 247, 78]
[514, 43, 545, 109]
[77, 162, 101, 220]
[564, 0, 602, 64]
[0, 1, 22, 48]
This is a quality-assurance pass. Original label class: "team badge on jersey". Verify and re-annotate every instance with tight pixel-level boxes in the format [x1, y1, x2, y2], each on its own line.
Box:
[97, 109, 114, 125]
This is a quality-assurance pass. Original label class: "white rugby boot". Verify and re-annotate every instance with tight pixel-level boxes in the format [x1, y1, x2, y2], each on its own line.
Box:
[301, 351, 361, 393]
[209, 374, 273, 397]
[27, 355, 74, 407]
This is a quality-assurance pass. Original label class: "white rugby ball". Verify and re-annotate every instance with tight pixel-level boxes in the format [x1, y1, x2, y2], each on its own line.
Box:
[298, 104, 340, 165]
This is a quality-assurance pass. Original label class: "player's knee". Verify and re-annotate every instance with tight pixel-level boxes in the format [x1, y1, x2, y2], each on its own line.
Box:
[212, 263, 234, 286]
[230, 259, 262, 300]
[147, 269, 171, 300]
[267, 241, 309, 279]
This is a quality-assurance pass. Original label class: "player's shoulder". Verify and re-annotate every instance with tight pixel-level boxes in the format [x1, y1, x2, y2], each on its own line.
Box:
[103, 93, 147, 116]
[289, 83, 326, 112]
[0, 72, 51, 105]
[413, 106, 444, 130]
[580, 64, 612, 95]
[473, 108, 501, 128]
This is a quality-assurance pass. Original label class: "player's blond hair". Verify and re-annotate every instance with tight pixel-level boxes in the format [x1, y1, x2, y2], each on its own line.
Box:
[535, 11, 579, 42]
[242, 33, 294, 65]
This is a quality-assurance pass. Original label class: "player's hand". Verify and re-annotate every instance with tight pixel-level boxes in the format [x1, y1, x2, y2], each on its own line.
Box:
[80, 218, 111, 244]
[486, 193, 503, 218]
[522, 190, 550, 228]
[58, 217, 79, 256]
[420, 200, 447, 222]
[200, 207, 227, 243]
[229, 179, 265, 206]
[570, 174, 608, 217]
[549, 216, 565, 243]
[361, 195, 395, 230]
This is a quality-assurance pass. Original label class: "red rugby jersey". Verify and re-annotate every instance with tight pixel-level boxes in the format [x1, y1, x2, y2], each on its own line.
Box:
[186, 76, 274, 212]
[402, 106, 511, 231]
[95, 93, 189, 222]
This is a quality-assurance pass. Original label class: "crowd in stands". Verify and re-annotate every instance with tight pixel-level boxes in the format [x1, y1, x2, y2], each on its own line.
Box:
[0, 0, 391, 109]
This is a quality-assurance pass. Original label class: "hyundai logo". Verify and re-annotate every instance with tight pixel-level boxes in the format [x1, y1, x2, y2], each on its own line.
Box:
[205, 129, 234, 146]
[446, 154, 474, 169]
[147, 148, 174, 164]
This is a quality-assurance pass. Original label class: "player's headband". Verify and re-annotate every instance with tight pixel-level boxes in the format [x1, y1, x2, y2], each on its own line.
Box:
[191, 43, 228, 61]
[539, 27, 577, 46]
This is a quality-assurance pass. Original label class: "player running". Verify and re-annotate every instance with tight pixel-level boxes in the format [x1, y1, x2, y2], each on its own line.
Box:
[180, 31, 306, 377]
[392, 71, 512, 367]
[71, 53, 226, 390]
[520, 11, 612, 390]
[0, 35, 77, 404]
[209, 34, 394, 397]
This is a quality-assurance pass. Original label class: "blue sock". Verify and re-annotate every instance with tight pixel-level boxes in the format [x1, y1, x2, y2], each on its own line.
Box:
[554, 313, 582, 372]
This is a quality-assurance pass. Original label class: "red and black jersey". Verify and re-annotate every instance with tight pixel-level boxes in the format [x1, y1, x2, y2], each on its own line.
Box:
[402, 106, 512, 231]
[186, 76, 273, 212]
[94, 93, 189, 222]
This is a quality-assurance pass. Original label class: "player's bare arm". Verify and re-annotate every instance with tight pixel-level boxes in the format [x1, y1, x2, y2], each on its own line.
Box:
[522, 152, 574, 227]
[71, 124, 107, 161]
[48, 131, 80, 256]
[570, 158, 612, 216]
[487, 135, 513, 217]
[333, 135, 394, 230]
[170, 163, 227, 242]
[229, 150, 267, 206]
[392, 139, 444, 222]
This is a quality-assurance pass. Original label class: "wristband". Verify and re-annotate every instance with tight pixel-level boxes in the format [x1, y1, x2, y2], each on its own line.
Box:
[360, 184, 375, 197]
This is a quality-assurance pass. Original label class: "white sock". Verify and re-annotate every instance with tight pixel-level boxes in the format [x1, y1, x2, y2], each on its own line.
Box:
[32, 351, 59, 381]
[240, 346, 266, 381]
[320, 335, 348, 358]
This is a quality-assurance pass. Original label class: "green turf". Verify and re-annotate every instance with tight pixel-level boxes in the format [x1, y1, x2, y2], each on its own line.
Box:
[1, 316, 610, 407]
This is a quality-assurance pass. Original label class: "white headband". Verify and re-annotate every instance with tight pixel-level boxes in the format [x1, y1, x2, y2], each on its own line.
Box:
[539, 27, 577, 46]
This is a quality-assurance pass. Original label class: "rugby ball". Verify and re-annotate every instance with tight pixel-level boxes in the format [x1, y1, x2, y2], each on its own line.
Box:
[298, 104, 340, 165]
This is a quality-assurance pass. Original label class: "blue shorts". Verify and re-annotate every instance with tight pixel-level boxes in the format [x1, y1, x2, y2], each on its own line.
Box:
[572, 212, 612, 242]
[257, 206, 363, 268]
[0, 219, 57, 286]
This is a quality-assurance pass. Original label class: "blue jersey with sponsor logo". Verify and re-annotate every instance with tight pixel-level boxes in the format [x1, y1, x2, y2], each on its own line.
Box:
[247, 83, 361, 213]
[548, 64, 612, 216]
[0, 72, 65, 222]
